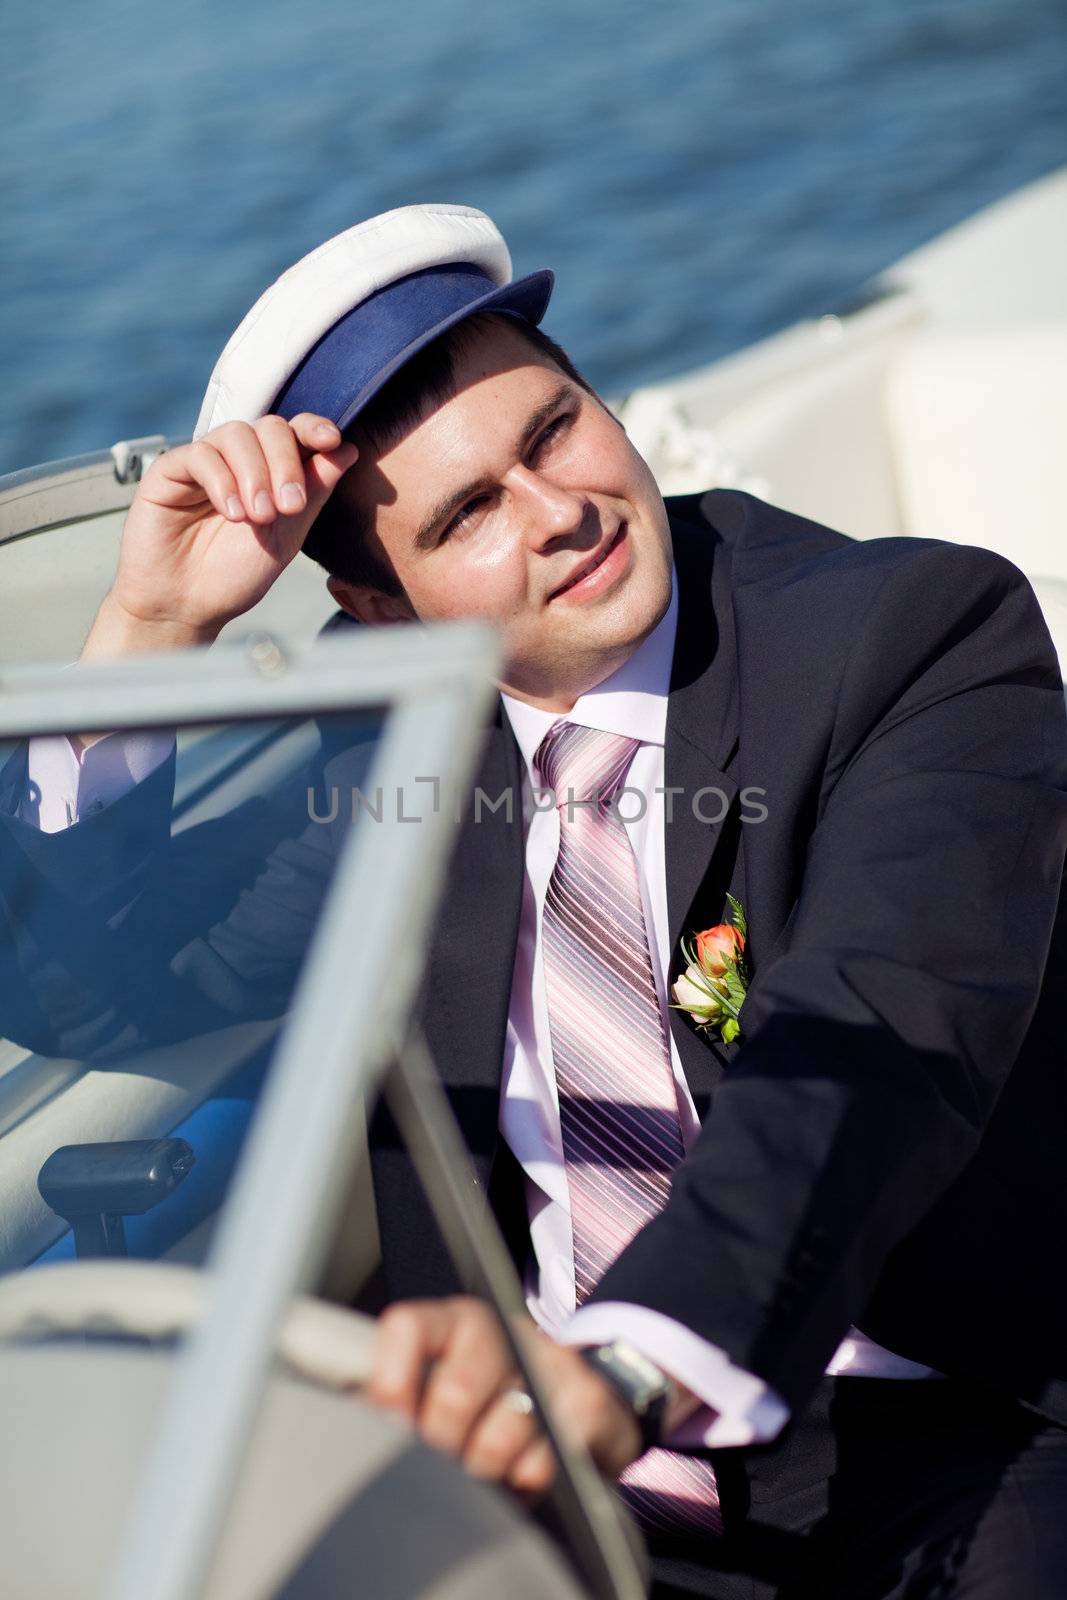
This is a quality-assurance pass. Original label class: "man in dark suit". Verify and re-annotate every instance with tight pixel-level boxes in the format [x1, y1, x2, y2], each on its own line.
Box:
[340, 462, 1067, 1599]
[6, 206, 1067, 1597]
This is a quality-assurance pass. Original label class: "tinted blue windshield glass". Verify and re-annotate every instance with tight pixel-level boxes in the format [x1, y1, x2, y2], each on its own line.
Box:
[0, 710, 389, 1276]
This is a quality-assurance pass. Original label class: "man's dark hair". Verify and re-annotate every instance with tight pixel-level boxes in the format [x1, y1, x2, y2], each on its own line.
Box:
[301, 312, 595, 597]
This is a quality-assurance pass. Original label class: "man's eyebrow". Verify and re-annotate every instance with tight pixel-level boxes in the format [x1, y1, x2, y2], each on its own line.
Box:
[411, 381, 575, 552]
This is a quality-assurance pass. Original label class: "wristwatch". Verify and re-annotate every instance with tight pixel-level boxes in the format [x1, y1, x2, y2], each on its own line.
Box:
[578, 1339, 675, 1453]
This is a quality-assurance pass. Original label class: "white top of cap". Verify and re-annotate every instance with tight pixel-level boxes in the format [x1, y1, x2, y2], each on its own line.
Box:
[194, 204, 512, 439]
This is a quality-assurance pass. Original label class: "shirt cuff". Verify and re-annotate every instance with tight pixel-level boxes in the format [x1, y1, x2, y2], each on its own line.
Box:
[22, 736, 82, 832]
[560, 1301, 790, 1449]
[23, 732, 174, 832]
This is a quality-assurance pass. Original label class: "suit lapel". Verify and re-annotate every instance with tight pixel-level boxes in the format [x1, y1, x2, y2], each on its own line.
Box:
[663, 514, 744, 1108]
[418, 707, 525, 1179]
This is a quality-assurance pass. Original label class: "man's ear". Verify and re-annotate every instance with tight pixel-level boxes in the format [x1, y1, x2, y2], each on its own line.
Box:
[326, 575, 418, 626]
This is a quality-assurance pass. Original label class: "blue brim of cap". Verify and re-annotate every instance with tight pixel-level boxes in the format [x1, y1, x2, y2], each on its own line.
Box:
[273, 264, 555, 432]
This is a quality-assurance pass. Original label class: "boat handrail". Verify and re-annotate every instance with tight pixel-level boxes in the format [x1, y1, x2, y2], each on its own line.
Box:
[0, 435, 178, 544]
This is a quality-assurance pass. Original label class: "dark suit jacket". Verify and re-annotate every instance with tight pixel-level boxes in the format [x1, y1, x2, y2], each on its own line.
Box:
[371, 490, 1067, 1432]
[4, 490, 1066, 1434]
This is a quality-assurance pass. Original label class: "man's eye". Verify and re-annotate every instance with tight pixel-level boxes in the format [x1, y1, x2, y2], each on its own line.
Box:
[534, 414, 570, 454]
[443, 496, 488, 540]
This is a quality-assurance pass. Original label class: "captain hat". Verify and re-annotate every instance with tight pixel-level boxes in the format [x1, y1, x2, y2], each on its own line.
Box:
[194, 204, 554, 440]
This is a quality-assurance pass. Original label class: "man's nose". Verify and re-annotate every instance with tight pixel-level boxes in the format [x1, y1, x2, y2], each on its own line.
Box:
[508, 465, 590, 548]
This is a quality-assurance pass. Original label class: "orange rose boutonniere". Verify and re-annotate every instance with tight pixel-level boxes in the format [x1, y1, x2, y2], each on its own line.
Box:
[671, 894, 749, 1045]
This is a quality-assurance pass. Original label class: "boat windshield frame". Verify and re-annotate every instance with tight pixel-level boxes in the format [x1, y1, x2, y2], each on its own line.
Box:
[1, 624, 505, 1600]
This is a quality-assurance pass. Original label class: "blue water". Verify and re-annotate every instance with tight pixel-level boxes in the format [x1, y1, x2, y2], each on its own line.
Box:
[2, 0, 1065, 476]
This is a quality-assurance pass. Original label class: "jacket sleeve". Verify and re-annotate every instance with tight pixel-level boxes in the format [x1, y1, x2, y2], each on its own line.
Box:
[0, 736, 352, 1063]
[586, 541, 1067, 1410]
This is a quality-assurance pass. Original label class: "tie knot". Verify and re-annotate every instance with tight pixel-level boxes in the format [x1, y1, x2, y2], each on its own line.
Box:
[534, 721, 640, 807]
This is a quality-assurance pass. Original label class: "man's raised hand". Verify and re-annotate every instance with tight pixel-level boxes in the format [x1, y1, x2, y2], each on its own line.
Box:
[82, 414, 358, 660]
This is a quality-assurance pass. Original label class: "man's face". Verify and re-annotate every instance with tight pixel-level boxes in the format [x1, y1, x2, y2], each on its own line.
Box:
[332, 319, 674, 710]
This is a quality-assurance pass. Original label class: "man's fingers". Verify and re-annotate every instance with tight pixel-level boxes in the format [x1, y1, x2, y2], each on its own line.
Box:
[418, 1355, 508, 1459]
[416, 1300, 519, 1457]
[153, 415, 356, 531]
[283, 414, 359, 513]
[507, 1435, 557, 1499]
[180, 440, 242, 521]
[370, 1296, 525, 1466]
[368, 1299, 465, 1418]
[287, 412, 347, 458]
[204, 421, 278, 524]
[462, 1390, 543, 1482]
[254, 415, 310, 517]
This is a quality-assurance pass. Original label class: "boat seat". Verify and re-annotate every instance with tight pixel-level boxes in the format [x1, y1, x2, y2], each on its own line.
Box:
[884, 323, 1067, 583]
[620, 330, 910, 543]
[620, 320, 1067, 683]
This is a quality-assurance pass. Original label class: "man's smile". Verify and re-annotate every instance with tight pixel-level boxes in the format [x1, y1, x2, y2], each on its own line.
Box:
[547, 523, 629, 603]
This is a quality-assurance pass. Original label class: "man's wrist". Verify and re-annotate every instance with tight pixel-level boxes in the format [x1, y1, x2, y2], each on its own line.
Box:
[578, 1340, 679, 1452]
[81, 592, 221, 662]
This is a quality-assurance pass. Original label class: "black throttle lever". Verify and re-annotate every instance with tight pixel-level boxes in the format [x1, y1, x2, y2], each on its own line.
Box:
[37, 1138, 195, 1258]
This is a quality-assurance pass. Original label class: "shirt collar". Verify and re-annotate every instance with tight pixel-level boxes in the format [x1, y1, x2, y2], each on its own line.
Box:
[502, 566, 678, 779]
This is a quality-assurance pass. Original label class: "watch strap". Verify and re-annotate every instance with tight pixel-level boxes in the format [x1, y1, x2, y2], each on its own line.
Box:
[578, 1340, 672, 1453]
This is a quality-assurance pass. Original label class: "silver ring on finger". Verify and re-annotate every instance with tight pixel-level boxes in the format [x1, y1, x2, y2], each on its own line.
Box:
[501, 1387, 535, 1417]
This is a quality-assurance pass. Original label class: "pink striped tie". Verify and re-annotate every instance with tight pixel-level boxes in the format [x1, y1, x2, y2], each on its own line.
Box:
[535, 720, 723, 1540]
